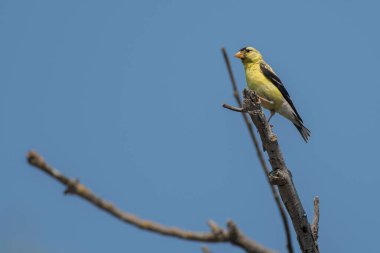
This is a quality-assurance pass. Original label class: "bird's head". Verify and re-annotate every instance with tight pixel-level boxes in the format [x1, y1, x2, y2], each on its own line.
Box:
[234, 47, 262, 63]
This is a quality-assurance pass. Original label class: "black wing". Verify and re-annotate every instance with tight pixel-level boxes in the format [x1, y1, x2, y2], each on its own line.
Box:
[260, 62, 303, 122]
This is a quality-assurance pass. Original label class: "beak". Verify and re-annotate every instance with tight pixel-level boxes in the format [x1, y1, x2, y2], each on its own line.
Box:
[234, 51, 244, 59]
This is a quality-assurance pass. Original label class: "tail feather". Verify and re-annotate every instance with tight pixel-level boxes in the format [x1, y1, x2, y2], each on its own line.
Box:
[294, 123, 311, 143]
[279, 103, 310, 142]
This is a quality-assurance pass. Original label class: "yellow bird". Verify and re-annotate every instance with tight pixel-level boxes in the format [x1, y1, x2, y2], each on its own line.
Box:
[234, 46, 310, 142]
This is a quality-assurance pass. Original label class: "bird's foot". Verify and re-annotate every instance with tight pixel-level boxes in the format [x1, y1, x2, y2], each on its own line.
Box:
[257, 96, 274, 105]
[268, 110, 275, 122]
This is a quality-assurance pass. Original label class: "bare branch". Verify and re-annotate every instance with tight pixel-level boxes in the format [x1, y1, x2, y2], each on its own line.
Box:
[208, 220, 224, 236]
[26, 150, 276, 253]
[222, 103, 245, 112]
[226, 220, 275, 253]
[311, 197, 320, 242]
[222, 48, 294, 253]
[239, 89, 319, 253]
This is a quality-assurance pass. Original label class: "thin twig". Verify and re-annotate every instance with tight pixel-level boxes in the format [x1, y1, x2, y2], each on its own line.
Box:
[312, 196, 320, 242]
[235, 89, 319, 253]
[222, 103, 245, 112]
[26, 150, 276, 253]
[221, 47, 294, 253]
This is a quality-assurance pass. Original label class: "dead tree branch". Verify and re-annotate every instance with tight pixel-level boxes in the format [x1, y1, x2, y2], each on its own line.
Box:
[26, 150, 276, 253]
[311, 197, 320, 243]
[221, 48, 294, 253]
[223, 89, 319, 253]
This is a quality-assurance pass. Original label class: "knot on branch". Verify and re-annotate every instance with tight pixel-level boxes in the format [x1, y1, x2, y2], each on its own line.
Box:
[207, 220, 227, 239]
[64, 179, 80, 195]
[226, 220, 240, 242]
[269, 135, 277, 143]
[269, 169, 288, 186]
[242, 89, 261, 113]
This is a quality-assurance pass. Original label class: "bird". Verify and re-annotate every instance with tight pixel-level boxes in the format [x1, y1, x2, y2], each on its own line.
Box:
[234, 46, 310, 142]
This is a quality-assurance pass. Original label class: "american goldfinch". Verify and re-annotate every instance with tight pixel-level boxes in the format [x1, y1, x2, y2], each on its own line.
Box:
[235, 46, 310, 142]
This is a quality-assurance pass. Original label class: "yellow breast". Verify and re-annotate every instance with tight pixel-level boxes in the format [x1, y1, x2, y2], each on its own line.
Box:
[244, 63, 284, 111]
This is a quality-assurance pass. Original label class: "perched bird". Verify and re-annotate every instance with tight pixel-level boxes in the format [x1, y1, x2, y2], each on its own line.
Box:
[234, 46, 310, 142]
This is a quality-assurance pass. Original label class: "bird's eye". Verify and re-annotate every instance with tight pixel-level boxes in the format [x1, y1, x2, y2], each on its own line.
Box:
[245, 49, 252, 52]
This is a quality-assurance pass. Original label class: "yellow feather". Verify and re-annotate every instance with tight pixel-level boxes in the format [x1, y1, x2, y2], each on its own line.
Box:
[244, 62, 284, 112]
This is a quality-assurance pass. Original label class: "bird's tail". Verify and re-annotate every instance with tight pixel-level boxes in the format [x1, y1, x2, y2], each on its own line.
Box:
[294, 122, 311, 143]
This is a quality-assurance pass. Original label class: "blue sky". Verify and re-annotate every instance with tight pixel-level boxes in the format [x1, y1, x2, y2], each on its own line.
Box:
[1, 0, 379, 252]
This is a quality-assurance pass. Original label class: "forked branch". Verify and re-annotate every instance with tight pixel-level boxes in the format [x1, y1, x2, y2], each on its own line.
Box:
[223, 89, 320, 253]
[222, 48, 294, 253]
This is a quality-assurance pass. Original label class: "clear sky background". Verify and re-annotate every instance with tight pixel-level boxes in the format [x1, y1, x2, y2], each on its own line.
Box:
[1, 1, 379, 252]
